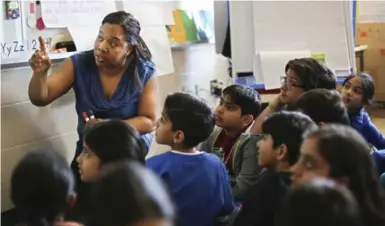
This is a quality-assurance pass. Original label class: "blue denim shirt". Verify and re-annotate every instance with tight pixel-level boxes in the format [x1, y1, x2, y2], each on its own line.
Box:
[349, 108, 385, 150]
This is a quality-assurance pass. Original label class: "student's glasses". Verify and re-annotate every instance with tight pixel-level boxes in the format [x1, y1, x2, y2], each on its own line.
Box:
[281, 77, 306, 89]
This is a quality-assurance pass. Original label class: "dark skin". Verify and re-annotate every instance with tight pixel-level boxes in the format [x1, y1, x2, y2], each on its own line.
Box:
[28, 24, 159, 134]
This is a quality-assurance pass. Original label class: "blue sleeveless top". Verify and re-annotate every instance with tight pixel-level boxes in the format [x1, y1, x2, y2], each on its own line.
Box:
[70, 51, 155, 157]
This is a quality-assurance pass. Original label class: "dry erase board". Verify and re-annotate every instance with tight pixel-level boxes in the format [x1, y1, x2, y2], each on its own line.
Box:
[1, 0, 176, 75]
[229, 1, 356, 84]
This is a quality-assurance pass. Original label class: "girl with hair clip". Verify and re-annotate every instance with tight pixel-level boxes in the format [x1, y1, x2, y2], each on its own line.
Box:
[291, 124, 385, 226]
[27, 11, 159, 220]
[70, 119, 147, 222]
[87, 161, 175, 226]
[341, 73, 385, 150]
[11, 149, 76, 226]
[276, 178, 361, 226]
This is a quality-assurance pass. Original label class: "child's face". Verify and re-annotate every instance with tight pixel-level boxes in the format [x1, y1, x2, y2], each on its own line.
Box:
[290, 137, 330, 185]
[341, 77, 365, 109]
[76, 144, 101, 182]
[215, 95, 252, 131]
[257, 134, 280, 168]
[280, 69, 306, 105]
[155, 111, 183, 147]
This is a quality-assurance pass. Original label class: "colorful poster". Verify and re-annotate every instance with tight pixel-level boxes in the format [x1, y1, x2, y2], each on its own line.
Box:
[166, 9, 198, 43]
[5, 1, 20, 20]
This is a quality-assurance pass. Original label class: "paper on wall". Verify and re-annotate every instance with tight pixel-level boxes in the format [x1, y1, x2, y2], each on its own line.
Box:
[122, 1, 174, 26]
[68, 26, 99, 52]
[41, 0, 116, 28]
[359, 1, 385, 23]
[255, 51, 311, 90]
[141, 26, 174, 76]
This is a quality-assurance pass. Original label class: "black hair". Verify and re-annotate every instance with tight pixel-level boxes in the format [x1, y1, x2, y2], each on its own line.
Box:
[164, 92, 215, 148]
[292, 88, 350, 125]
[342, 72, 375, 105]
[222, 84, 261, 118]
[276, 178, 361, 226]
[84, 119, 146, 164]
[87, 160, 175, 226]
[102, 11, 152, 91]
[11, 149, 74, 226]
[285, 58, 337, 90]
[304, 124, 385, 226]
[261, 111, 317, 165]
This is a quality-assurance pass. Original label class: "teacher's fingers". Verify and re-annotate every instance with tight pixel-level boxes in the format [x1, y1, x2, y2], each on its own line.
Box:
[38, 36, 47, 53]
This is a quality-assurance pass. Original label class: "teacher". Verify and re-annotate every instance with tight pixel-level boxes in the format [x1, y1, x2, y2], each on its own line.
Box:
[28, 10, 158, 214]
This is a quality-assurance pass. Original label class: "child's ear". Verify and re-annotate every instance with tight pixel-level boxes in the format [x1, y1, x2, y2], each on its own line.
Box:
[277, 144, 288, 161]
[173, 130, 185, 144]
[241, 114, 254, 126]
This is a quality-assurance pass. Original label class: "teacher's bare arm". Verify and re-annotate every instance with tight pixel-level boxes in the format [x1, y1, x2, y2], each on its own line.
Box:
[28, 37, 74, 106]
[125, 76, 160, 134]
[28, 57, 74, 106]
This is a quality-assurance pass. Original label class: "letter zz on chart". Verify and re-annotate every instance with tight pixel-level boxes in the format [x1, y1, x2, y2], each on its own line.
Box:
[1, 38, 50, 59]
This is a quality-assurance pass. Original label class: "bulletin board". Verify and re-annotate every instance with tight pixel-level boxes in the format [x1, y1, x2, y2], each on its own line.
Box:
[1, 0, 176, 76]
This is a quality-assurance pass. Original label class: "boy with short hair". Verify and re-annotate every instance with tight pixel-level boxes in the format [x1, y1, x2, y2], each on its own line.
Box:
[234, 111, 317, 226]
[198, 84, 262, 200]
[146, 92, 235, 226]
[292, 88, 350, 125]
[251, 57, 336, 134]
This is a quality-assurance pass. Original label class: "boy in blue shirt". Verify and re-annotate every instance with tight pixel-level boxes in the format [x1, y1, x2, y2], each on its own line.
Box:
[146, 92, 236, 226]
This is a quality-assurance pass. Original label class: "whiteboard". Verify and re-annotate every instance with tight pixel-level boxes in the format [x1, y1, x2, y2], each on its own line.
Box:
[229, 1, 355, 82]
[1, 0, 175, 76]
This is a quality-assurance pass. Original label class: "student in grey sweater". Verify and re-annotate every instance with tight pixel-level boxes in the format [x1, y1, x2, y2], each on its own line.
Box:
[198, 85, 263, 201]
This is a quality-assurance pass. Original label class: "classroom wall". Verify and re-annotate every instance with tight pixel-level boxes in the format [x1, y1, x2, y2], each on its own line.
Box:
[356, 23, 385, 102]
[0, 43, 230, 212]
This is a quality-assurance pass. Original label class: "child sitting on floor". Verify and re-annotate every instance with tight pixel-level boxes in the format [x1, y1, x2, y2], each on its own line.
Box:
[341, 73, 385, 150]
[198, 84, 262, 200]
[147, 92, 236, 226]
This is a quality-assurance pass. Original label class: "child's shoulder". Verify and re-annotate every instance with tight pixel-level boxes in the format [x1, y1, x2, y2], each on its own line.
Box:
[200, 152, 228, 168]
[146, 152, 172, 165]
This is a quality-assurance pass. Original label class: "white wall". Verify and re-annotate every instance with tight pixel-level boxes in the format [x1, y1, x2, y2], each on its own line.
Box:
[0, 43, 230, 212]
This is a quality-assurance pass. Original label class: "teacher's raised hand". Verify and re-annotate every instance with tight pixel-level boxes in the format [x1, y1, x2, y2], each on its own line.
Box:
[29, 36, 52, 74]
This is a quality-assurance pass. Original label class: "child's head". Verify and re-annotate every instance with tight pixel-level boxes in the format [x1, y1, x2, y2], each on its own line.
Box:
[281, 58, 336, 104]
[88, 160, 175, 226]
[11, 149, 75, 225]
[156, 92, 214, 149]
[77, 119, 145, 182]
[291, 124, 385, 225]
[341, 73, 375, 109]
[214, 84, 261, 131]
[277, 178, 360, 226]
[292, 88, 349, 125]
[258, 111, 316, 169]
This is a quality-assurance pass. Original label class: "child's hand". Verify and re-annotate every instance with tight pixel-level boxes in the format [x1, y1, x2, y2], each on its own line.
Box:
[272, 94, 285, 109]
